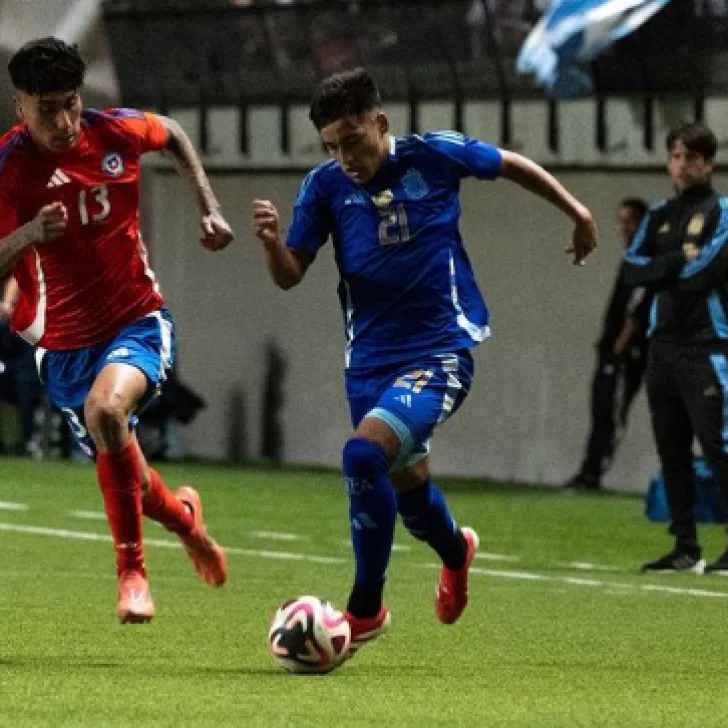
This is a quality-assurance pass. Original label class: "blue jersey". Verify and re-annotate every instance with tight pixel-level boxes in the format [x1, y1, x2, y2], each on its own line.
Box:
[287, 131, 502, 370]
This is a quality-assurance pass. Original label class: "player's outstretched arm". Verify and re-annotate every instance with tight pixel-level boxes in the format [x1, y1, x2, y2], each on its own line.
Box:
[0, 202, 67, 279]
[499, 150, 597, 265]
[251, 199, 312, 290]
[156, 115, 234, 252]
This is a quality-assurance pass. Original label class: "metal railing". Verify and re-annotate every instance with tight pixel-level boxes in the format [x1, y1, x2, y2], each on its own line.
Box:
[102, 0, 728, 109]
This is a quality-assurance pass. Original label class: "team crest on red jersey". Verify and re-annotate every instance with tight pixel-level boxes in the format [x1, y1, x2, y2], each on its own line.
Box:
[102, 153, 124, 177]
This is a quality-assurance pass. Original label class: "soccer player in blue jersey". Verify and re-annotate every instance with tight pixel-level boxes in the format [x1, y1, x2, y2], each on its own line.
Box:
[252, 68, 597, 655]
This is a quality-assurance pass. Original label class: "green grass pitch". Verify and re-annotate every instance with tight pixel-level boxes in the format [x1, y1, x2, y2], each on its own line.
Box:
[1, 458, 727, 727]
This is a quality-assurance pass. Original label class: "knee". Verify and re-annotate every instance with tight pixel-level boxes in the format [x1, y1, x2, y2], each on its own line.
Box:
[84, 393, 128, 442]
[343, 437, 390, 478]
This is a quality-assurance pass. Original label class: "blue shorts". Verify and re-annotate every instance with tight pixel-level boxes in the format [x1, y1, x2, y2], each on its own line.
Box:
[37, 309, 176, 459]
[345, 350, 474, 471]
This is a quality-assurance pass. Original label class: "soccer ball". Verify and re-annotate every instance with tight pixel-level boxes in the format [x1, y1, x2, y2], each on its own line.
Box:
[268, 596, 351, 675]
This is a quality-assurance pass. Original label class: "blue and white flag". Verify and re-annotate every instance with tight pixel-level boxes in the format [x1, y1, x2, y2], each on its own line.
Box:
[517, 0, 673, 98]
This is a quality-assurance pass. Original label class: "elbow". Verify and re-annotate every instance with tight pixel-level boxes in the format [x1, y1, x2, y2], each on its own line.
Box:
[275, 274, 302, 291]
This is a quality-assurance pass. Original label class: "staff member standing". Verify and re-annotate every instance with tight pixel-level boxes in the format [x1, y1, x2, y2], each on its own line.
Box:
[565, 198, 650, 491]
[624, 122, 728, 573]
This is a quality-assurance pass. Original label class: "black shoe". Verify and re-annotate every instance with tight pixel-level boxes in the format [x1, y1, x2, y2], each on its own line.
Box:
[641, 546, 704, 573]
[563, 473, 601, 491]
[704, 549, 728, 575]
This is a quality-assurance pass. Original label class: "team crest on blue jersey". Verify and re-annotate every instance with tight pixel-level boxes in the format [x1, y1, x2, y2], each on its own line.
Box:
[102, 153, 124, 177]
[402, 168, 428, 200]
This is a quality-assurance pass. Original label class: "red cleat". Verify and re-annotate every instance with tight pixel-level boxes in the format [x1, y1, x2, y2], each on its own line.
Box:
[344, 605, 391, 659]
[175, 486, 227, 587]
[117, 569, 155, 624]
[435, 526, 479, 625]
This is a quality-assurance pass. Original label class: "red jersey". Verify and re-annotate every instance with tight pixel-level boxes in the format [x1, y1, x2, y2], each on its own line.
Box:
[0, 109, 168, 349]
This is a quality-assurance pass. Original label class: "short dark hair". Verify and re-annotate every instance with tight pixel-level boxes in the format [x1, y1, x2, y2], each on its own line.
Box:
[666, 122, 717, 160]
[8, 37, 86, 95]
[619, 197, 648, 221]
[309, 67, 381, 131]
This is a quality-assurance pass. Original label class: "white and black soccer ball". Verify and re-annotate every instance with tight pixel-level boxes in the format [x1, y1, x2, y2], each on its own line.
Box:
[268, 595, 351, 675]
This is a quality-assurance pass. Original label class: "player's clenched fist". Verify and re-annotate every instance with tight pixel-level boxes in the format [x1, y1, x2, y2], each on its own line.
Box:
[33, 201, 68, 243]
[251, 199, 281, 247]
[200, 210, 234, 251]
[565, 210, 598, 266]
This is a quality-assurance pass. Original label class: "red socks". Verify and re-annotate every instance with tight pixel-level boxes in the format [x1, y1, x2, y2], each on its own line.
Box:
[142, 467, 194, 535]
[97, 440, 195, 574]
[96, 441, 145, 575]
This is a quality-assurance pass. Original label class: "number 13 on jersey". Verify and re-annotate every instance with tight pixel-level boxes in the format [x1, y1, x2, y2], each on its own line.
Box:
[79, 184, 111, 226]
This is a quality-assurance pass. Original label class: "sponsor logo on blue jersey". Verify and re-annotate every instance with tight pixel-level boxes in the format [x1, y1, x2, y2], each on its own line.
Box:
[344, 191, 369, 207]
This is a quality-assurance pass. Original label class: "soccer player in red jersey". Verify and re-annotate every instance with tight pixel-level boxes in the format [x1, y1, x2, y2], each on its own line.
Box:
[0, 37, 233, 623]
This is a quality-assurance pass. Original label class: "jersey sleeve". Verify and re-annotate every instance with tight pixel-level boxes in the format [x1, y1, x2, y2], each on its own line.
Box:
[286, 167, 332, 256]
[105, 109, 169, 154]
[422, 131, 502, 180]
[0, 163, 20, 241]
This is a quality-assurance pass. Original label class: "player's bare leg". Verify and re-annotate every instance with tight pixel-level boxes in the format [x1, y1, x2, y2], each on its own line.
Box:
[85, 363, 154, 624]
[136, 442, 227, 587]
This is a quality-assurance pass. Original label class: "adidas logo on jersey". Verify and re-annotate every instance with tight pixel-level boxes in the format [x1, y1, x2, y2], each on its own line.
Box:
[107, 347, 131, 360]
[394, 394, 412, 407]
[46, 169, 71, 188]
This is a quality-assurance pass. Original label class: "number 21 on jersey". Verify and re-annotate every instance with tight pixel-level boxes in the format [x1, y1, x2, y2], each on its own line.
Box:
[378, 203, 410, 246]
[78, 185, 111, 226]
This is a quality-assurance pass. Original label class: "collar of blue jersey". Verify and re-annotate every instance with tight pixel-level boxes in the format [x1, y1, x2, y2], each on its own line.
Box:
[387, 134, 397, 161]
[362, 135, 398, 192]
[678, 182, 715, 200]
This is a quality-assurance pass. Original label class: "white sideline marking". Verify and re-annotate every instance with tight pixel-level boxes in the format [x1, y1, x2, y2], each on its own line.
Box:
[4, 519, 728, 599]
[642, 584, 728, 599]
[558, 561, 620, 572]
[251, 530, 304, 541]
[69, 510, 106, 521]
[459, 565, 728, 599]
[563, 577, 604, 587]
[471, 567, 548, 581]
[475, 552, 520, 563]
[425, 563, 728, 599]
[0, 523, 345, 566]
[0, 501, 29, 511]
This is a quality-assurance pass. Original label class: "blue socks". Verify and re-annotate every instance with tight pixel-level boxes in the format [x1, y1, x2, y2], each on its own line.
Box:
[397, 480, 467, 570]
[343, 438, 397, 618]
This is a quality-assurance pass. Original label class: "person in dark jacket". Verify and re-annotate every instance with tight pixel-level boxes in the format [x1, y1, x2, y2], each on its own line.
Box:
[623, 122, 728, 573]
[565, 198, 650, 491]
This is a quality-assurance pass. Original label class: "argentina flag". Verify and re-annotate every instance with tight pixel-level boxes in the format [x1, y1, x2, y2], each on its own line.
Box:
[517, 0, 673, 97]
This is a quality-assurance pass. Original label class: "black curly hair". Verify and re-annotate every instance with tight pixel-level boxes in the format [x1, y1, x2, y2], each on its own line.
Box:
[309, 67, 381, 131]
[8, 37, 86, 95]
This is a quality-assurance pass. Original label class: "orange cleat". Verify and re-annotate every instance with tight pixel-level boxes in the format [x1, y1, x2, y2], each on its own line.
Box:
[117, 569, 155, 624]
[174, 486, 227, 587]
[435, 526, 479, 625]
[344, 605, 391, 659]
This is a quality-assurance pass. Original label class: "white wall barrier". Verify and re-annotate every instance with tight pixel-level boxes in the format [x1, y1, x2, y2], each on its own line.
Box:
[142, 166, 728, 491]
